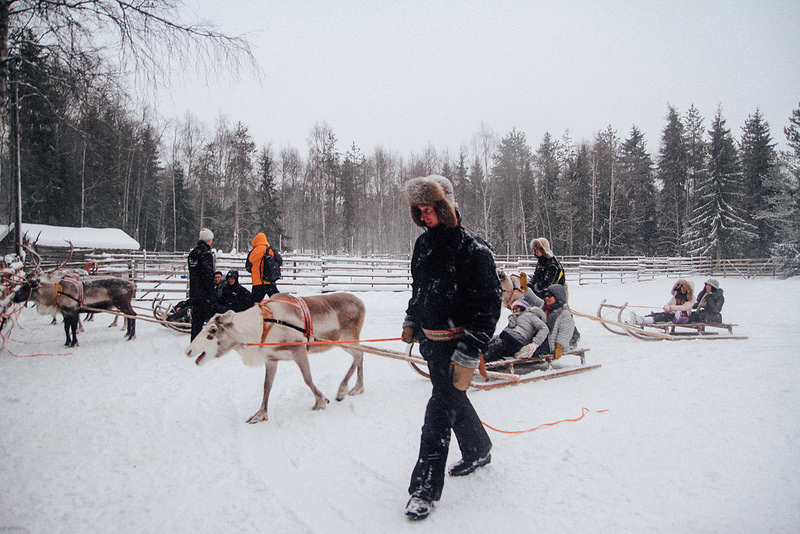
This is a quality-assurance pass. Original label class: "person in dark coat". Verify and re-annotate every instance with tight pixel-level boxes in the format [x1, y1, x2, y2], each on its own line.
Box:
[690, 278, 725, 324]
[217, 270, 254, 313]
[187, 228, 217, 340]
[401, 175, 501, 521]
[526, 237, 566, 299]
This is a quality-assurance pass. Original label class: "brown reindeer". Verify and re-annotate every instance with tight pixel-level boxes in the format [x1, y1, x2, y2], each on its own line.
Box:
[12, 275, 137, 346]
[185, 292, 366, 423]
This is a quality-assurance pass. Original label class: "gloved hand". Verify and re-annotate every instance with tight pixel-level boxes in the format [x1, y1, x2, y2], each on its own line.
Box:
[516, 343, 539, 359]
[519, 272, 528, 291]
[554, 343, 563, 360]
[402, 326, 417, 344]
[449, 362, 474, 391]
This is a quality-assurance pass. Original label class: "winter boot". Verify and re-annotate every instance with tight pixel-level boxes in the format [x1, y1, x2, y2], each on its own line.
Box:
[405, 494, 434, 520]
[448, 451, 491, 477]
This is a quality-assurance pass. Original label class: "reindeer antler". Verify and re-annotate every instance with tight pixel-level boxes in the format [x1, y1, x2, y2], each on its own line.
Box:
[20, 243, 42, 275]
[50, 240, 74, 273]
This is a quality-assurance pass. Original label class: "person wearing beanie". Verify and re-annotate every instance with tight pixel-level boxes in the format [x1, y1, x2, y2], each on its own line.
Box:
[401, 175, 501, 520]
[246, 232, 283, 302]
[483, 299, 549, 362]
[690, 278, 725, 324]
[187, 228, 217, 340]
[527, 237, 566, 299]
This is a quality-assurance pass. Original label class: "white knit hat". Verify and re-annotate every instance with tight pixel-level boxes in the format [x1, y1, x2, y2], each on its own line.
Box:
[199, 228, 214, 242]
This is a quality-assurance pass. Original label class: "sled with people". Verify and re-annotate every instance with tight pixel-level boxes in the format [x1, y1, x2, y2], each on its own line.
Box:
[594, 299, 747, 341]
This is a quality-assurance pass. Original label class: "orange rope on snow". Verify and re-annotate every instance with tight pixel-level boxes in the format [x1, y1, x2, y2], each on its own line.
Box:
[482, 407, 609, 434]
[0, 306, 74, 358]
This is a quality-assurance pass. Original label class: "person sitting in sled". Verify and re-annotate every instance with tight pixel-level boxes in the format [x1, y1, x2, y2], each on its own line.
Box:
[483, 299, 549, 362]
[217, 270, 254, 313]
[689, 278, 725, 324]
[631, 279, 694, 325]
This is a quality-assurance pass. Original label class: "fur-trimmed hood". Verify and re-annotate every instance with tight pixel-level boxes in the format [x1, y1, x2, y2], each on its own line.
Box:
[672, 279, 695, 302]
[404, 175, 459, 228]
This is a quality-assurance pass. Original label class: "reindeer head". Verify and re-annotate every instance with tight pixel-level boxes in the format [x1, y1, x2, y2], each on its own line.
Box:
[186, 310, 238, 365]
[11, 277, 39, 304]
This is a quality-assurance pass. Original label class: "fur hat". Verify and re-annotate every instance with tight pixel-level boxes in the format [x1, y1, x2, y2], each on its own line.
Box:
[405, 175, 458, 228]
[199, 228, 214, 242]
[705, 278, 720, 290]
[531, 237, 553, 258]
[672, 279, 695, 301]
[511, 298, 530, 311]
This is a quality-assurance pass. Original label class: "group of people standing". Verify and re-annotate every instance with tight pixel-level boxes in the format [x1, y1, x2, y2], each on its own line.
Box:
[187, 229, 283, 340]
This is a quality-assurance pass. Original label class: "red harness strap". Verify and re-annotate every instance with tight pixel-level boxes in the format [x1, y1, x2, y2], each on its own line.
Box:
[259, 296, 314, 341]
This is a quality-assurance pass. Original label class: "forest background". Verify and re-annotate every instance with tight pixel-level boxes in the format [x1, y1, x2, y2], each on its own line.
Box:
[0, 2, 799, 273]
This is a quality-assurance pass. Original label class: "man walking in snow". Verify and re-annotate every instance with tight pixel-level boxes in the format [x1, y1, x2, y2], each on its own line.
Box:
[401, 175, 501, 520]
[187, 228, 217, 340]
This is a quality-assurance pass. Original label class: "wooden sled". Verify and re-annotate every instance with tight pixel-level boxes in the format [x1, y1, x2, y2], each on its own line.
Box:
[592, 300, 747, 341]
[151, 296, 191, 334]
[405, 345, 600, 390]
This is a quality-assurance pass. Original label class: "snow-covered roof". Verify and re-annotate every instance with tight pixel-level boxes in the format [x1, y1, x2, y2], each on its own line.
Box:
[0, 223, 140, 250]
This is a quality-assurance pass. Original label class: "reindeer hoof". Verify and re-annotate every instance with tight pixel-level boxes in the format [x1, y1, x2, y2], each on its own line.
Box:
[313, 398, 330, 410]
[246, 411, 268, 424]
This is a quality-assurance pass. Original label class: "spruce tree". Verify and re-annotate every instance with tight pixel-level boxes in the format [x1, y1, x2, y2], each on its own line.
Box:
[656, 105, 688, 254]
[685, 108, 756, 259]
[740, 109, 777, 257]
[617, 126, 657, 255]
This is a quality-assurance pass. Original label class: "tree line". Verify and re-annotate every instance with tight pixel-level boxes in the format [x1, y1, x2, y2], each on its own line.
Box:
[1, 4, 798, 271]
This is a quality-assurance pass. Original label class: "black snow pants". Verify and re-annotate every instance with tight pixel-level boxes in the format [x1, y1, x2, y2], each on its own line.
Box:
[408, 338, 492, 501]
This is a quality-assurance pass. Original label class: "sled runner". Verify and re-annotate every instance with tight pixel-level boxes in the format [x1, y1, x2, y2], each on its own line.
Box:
[401, 344, 600, 390]
[593, 300, 747, 341]
[151, 296, 191, 333]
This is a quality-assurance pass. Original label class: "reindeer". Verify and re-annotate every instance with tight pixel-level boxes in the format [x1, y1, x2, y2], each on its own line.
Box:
[186, 292, 366, 423]
[11, 244, 136, 346]
[12, 275, 137, 346]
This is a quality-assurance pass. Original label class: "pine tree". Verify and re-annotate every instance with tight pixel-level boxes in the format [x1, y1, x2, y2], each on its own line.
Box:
[685, 108, 756, 259]
[656, 105, 688, 254]
[255, 146, 284, 250]
[491, 128, 534, 255]
[617, 126, 657, 255]
[739, 109, 777, 257]
[756, 103, 800, 273]
[556, 143, 594, 255]
[682, 105, 708, 251]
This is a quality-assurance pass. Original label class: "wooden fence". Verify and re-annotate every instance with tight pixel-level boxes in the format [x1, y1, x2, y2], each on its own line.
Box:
[27, 252, 784, 304]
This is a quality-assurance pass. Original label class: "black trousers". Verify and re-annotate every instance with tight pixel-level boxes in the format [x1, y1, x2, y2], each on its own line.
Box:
[483, 331, 525, 362]
[190, 300, 216, 340]
[252, 284, 279, 303]
[408, 339, 492, 501]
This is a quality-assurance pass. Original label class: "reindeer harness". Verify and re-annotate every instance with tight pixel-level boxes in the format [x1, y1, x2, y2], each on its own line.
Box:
[258, 296, 314, 343]
[53, 274, 84, 306]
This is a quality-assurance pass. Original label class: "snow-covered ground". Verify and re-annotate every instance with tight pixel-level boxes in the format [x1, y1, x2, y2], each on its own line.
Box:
[1, 277, 799, 533]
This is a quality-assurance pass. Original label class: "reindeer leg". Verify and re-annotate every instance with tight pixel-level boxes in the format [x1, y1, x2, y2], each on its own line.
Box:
[336, 347, 365, 401]
[247, 360, 278, 423]
[292, 349, 329, 410]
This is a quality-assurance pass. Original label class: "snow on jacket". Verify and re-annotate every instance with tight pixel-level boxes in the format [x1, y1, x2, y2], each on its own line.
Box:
[500, 306, 549, 347]
[247, 233, 280, 286]
[662, 279, 695, 320]
[404, 223, 501, 369]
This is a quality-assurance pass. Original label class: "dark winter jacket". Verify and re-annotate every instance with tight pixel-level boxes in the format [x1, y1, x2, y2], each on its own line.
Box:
[218, 271, 254, 313]
[187, 240, 216, 308]
[690, 287, 725, 324]
[404, 222, 501, 369]
[530, 255, 566, 298]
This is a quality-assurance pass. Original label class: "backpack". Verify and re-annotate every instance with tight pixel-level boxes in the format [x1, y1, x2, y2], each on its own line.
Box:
[262, 246, 282, 282]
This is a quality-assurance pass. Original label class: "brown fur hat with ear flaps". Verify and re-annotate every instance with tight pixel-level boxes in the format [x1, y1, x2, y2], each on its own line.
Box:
[405, 175, 458, 228]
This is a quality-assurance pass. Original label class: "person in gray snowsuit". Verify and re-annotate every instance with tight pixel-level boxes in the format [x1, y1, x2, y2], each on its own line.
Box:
[520, 283, 578, 359]
[483, 299, 549, 362]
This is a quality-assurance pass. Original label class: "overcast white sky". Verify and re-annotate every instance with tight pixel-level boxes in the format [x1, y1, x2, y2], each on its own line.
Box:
[155, 0, 800, 157]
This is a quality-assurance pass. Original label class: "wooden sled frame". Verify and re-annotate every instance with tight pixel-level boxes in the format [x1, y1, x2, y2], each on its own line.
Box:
[406, 344, 600, 390]
[594, 299, 746, 341]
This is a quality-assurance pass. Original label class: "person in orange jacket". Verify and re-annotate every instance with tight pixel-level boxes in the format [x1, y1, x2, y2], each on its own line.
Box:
[246, 232, 282, 302]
